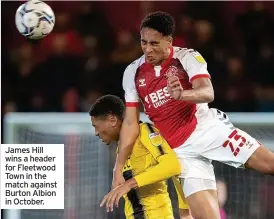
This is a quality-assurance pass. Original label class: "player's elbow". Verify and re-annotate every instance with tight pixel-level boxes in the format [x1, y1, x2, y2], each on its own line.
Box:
[166, 156, 181, 177]
[206, 93, 214, 103]
[204, 90, 214, 103]
[173, 158, 181, 176]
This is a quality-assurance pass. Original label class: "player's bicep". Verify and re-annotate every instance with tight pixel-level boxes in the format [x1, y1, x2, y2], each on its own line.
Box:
[121, 106, 140, 142]
[118, 106, 140, 155]
[191, 77, 213, 90]
[124, 106, 140, 126]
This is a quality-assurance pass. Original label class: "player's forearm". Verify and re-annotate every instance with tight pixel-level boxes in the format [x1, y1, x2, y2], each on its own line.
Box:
[114, 120, 140, 172]
[180, 86, 214, 103]
[134, 154, 181, 187]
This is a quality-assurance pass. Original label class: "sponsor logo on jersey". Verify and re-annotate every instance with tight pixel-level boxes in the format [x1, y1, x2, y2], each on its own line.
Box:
[149, 132, 163, 147]
[145, 86, 171, 108]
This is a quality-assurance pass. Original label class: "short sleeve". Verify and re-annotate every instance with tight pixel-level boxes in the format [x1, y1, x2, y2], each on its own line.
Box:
[178, 49, 211, 83]
[122, 63, 139, 107]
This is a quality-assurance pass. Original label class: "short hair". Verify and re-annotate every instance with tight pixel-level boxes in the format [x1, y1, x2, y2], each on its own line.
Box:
[89, 95, 125, 121]
[140, 11, 175, 36]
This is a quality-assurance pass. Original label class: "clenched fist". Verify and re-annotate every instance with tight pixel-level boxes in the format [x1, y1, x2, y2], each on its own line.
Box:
[167, 75, 184, 100]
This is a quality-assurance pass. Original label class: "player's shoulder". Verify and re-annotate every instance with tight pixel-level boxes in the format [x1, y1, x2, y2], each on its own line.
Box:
[139, 122, 148, 136]
[139, 122, 160, 138]
[124, 55, 145, 74]
[139, 122, 164, 148]
[173, 46, 206, 64]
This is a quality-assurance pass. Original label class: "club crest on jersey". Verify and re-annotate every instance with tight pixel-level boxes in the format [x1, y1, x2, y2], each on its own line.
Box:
[149, 132, 163, 147]
[165, 66, 178, 78]
[139, 78, 146, 87]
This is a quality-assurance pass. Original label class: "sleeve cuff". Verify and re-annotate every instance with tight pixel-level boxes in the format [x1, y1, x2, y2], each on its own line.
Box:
[189, 74, 211, 83]
[126, 102, 139, 107]
[133, 175, 143, 187]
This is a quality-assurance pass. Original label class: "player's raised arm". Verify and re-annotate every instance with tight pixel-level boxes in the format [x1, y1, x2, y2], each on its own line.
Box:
[168, 50, 214, 103]
[112, 64, 140, 189]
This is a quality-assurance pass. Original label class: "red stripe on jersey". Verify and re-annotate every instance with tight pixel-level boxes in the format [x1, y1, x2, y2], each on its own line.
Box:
[190, 74, 211, 83]
[126, 102, 139, 107]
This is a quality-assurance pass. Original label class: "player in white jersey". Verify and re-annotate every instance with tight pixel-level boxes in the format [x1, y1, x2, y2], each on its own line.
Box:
[106, 11, 274, 219]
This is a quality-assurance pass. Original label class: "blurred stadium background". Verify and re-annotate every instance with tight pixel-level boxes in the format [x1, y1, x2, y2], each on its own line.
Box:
[1, 1, 274, 219]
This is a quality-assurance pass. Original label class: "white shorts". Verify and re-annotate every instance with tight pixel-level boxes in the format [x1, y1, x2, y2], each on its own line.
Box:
[174, 108, 261, 197]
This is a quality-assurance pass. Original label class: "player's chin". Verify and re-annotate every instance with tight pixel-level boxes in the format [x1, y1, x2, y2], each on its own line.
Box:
[146, 57, 156, 64]
[104, 139, 112, 145]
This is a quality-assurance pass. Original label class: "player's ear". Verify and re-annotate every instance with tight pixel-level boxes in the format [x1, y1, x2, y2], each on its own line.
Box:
[167, 36, 172, 43]
[110, 115, 118, 127]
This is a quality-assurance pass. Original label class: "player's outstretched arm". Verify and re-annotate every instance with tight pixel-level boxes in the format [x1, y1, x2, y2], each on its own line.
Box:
[112, 60, 140, 189]
[112, 106, 140, 189]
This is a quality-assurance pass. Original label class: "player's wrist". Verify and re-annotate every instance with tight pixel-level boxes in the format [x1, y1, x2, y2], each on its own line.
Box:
[113, 168, 123, 175]
[113, 164, 123, 174]
[179, 90, 185, 101]
[125, 178, 138, 189]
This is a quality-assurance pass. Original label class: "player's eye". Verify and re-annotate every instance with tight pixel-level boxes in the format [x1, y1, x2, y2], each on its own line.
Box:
[151, 42, 159, 46]
[141, 41, 147, 45]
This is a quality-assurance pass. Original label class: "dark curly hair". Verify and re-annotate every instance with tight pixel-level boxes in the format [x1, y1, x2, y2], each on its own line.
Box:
[140, 11, 176, 36]
[89, 95, 125, 121]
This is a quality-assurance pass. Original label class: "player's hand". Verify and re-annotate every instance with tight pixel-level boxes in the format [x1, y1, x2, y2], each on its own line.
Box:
[167, 75, 183, 100]
[111, 169, 125, 190]
[100, 183, 131, 212]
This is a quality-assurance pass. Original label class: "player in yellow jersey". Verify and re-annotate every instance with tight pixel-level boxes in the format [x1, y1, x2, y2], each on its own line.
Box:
[89, 95, 192, 219]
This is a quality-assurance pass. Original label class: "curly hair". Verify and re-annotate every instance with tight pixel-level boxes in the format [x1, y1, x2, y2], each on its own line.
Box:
[89, 95, 125, 121]
[140, 11, 176, 36]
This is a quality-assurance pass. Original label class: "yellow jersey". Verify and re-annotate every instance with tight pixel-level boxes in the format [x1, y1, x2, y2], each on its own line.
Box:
[120, 122, 188, 219]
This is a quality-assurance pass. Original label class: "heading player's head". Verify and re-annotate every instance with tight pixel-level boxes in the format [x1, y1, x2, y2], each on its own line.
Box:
[140, 11, 175, 65]
[89, 95, 125, 145]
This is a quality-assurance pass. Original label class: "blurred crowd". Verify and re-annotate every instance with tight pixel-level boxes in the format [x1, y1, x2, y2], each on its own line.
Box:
[2, 1, 274, 114]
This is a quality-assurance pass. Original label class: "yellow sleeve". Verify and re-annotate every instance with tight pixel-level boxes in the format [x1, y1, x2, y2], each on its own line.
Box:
[172, 176, 189, 210]
[133, 123, 181, 187]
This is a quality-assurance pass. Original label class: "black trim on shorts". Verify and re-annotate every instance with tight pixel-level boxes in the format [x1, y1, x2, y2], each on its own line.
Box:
[145, 123, 164, 155]
[123, 170, 145, 219]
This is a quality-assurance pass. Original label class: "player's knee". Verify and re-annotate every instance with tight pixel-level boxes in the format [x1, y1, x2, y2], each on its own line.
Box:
[189, 200, 221, 219]
[246, 146, 274, 175]
[179, 209, 193, 219]
[190, 208, 219, 219]
[189, 211, 202, 219]
[190, 211, 208, 219]
[262, 154, 274, 175]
